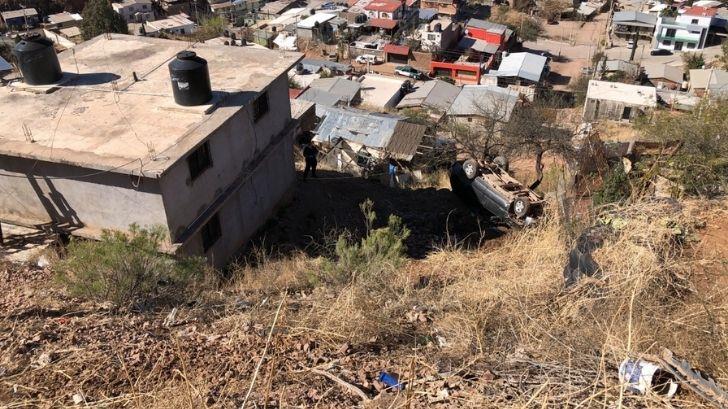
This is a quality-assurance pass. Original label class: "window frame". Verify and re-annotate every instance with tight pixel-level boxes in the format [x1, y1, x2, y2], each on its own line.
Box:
[201, 213, 222, 252]
[253, 91, 269, 122]
[187, 140, 213, 181]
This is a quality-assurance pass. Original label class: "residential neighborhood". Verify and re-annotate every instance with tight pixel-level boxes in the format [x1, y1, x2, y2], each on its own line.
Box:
[1, 0, 728, 405]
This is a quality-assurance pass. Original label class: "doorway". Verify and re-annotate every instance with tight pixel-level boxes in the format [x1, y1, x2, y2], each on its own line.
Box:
[622, 106, 632, 120]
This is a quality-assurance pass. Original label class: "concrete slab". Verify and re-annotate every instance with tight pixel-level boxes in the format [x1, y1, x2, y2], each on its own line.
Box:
[0, 34, 303, 177]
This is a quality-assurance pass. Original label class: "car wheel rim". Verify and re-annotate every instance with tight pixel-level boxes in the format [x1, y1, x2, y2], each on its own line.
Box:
[514, 201, 524, 214]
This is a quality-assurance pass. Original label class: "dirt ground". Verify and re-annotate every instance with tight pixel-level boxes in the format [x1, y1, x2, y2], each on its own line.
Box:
[247, 169, 503, 259]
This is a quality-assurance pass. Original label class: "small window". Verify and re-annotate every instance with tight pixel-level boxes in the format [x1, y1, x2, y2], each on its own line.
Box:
[253, 91, 269, 122]
[691, 19, 698, 24]
[686, 42, 695, 49]
[665, 28, 676, 37]
[662, 40, 671, 46]
[467, 117, 473, 122]
[187, 141, 212, 180]
[201, 213, 221, 252]
[142, 4, 148, 9]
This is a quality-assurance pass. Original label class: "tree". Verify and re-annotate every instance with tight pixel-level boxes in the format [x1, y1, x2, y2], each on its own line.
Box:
[501, 99, 576, 190]
[491, 6, 544, 42]
[80, 0, 129, 40]
[445, 93, 514, 161]
[718, 41, 728, 69]
[542, 0, 567, 23]
[637, 99, 728, 196]
[682, 52, 705, 72]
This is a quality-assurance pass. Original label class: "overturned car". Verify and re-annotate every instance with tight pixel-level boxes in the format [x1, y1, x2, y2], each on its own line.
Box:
[450, 159, 545, 226]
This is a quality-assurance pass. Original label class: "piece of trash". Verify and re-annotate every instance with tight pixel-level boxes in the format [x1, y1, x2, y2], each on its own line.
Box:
[72, 393, 84, 405]
[659, 348, 728, 407]
[163, 307, 177, 328]
[36, 255, 50, 268]
[378, 371, 403, 391]
[619, 358, 678, 398]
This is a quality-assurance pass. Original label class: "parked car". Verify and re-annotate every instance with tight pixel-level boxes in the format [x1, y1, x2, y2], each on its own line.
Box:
[650, 48, 673, 56]
[395, 65, 425, 80]
[355, 54, 380, 64]
[627, 39, 636, 48]
[449, 159, 544, 226]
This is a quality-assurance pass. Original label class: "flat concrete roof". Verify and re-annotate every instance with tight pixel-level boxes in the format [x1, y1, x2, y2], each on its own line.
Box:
[0, 34, 302, 177]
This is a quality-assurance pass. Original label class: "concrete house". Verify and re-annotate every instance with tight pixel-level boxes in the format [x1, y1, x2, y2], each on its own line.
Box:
[418, 18, 460, 52]
[1, 8, 39, 29]
[612, 11, 656, 39]
[0, 34, 303, 267]
[144, 13, 197, 36]
[583, 80, 657, 122]
[45, 12, 83, 29]
[296, 13, 337, 42]
[654, 6, 717, 51]
[113, 0, 155, 23]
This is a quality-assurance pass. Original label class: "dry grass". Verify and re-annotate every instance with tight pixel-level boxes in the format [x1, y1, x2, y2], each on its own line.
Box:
[3, 198, 726, 408]
[226, 197, 728, 407]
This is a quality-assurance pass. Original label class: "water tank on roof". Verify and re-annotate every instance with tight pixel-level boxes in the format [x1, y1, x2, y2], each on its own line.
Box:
[168, 51, 213, 106]
[12, 33, 62, 86]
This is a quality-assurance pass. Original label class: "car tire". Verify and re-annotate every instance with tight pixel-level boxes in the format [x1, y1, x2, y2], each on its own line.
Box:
[463, 159, 478, 180]
[513, 197, 530, 218]
[493, 155, 509, 170]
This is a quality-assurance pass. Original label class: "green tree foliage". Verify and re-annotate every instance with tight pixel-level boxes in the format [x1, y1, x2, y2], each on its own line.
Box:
[324, 200, 410, 284]
[638, 99, 728, 196]
[193, 16, 226, 41]
[56, 225, 206, 308]
[542, 0, 566, 23]
[593, 162, 631, 205]
[682, 52, 705, 73]
[719, 41, 728, 69]
[80, 0, 129, 40]
[491, 6, 543, 42]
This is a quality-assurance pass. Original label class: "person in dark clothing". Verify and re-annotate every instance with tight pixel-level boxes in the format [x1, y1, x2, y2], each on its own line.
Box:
[303, 142, 319, 180]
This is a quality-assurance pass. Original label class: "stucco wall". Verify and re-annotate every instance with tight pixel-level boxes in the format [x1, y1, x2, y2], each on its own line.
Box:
[0, 155, 167, 234]
[159, 75, 292, 241]
[179, 133, 295, 267]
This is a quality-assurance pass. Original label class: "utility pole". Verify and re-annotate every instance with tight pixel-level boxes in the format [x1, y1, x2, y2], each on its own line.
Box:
[629, 30, 638, 61]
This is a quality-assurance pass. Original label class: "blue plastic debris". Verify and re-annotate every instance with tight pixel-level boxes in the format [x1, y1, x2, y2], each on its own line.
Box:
[378, 371, 403, 391]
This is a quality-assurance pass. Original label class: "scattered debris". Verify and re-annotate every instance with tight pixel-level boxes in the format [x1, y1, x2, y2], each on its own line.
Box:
[162, 307, 177, 328]
[378, 371, 403, 391]
[619, 357, 678, 398]
[657, 349, 728, 408]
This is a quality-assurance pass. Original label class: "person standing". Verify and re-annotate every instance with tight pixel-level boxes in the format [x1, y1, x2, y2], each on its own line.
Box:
[303, 142, 319, 180]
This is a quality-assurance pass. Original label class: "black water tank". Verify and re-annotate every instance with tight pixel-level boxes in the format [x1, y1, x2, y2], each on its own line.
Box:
[12, 33, 63, 86]
[168, 51, 213, 106]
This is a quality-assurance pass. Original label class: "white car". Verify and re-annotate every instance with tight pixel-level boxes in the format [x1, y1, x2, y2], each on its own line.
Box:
[355, 54, 379, 64]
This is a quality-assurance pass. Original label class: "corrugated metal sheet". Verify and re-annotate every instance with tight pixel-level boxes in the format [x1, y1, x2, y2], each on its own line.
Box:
[313, 107, 426, 160]
[448, 84, 519, 120]
[490, 52, 547, 83]
[0, 56, 12, 72]
[397, 79, 460, 112]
